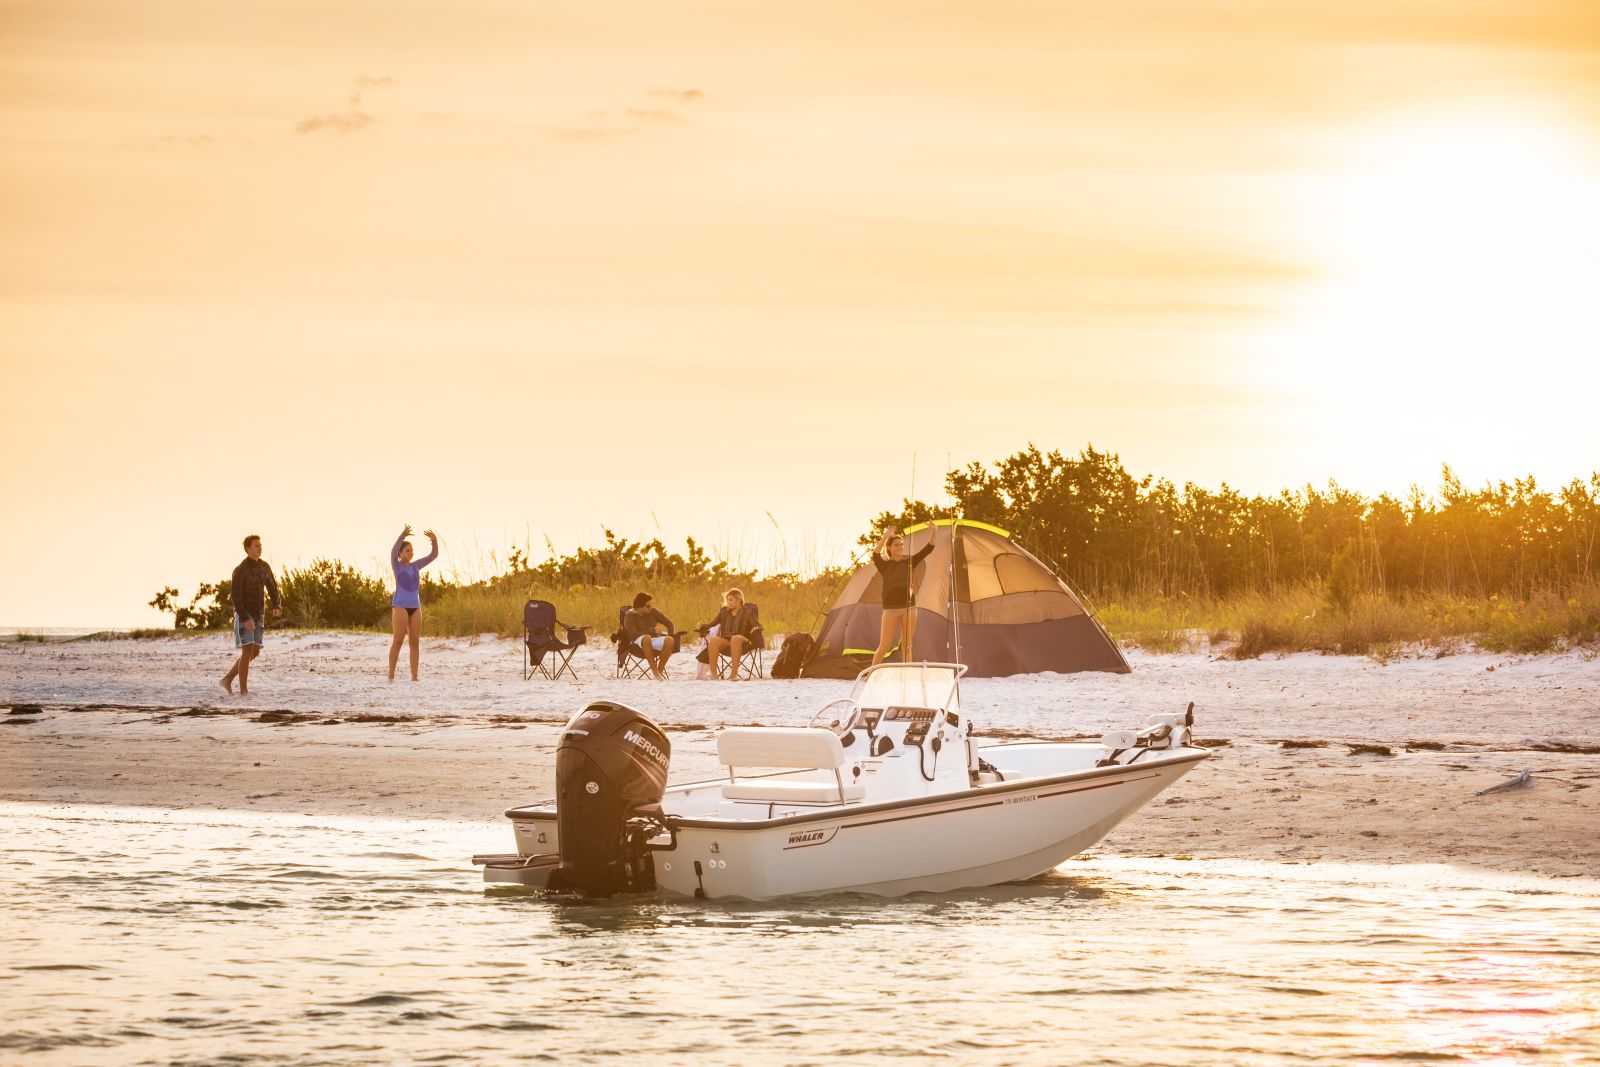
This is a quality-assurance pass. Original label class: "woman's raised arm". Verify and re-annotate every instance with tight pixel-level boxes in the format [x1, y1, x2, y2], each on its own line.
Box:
[415, 529, 440, 569]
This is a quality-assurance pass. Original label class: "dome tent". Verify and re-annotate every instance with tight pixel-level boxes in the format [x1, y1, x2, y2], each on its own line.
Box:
[802, 519, 1130, 679]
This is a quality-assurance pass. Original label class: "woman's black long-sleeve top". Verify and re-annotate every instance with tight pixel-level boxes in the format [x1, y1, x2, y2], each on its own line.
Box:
[872, 543, 934, 609]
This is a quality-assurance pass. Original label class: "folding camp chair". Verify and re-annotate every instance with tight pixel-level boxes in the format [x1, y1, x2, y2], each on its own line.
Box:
[713, 616, 766, 680]
[610, 605, 654, 679]
[523, 600, 587, 681]
[611, 604, 687, 679]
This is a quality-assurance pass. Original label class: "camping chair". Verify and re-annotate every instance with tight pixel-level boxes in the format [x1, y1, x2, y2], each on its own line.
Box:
[713, 612, 766, 680]
[523, 600, 587, 681]
[610, 605, 686, 679]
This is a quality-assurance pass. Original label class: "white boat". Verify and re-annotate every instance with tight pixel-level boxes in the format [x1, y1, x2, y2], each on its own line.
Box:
[473, 662, 1207, 900]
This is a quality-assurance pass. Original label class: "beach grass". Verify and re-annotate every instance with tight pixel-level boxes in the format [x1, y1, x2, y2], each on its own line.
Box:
[419, 577, 1600, 658]
[1098, 581, 1600, 658]
[75, 628, 210, 641]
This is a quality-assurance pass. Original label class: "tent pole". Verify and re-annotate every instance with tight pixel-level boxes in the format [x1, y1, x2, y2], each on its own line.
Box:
[950, 520, 962, 667]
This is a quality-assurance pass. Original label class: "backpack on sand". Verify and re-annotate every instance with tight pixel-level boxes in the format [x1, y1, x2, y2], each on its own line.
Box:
[770, 633, 815, 679]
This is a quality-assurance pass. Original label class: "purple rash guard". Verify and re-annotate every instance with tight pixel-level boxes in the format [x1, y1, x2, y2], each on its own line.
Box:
[391, 535, 438, 609]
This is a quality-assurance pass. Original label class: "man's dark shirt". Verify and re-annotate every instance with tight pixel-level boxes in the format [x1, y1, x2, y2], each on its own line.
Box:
[231, 557, 282, 623]
[621, 606, 675, 644]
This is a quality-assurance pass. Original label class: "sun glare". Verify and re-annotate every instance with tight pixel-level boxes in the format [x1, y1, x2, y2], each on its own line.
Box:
[1261, 106, 1600, 487]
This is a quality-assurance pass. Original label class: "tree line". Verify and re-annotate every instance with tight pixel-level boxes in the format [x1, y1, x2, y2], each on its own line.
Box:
[872, 445, 1600, 602]
[150, 446, 1600, 630]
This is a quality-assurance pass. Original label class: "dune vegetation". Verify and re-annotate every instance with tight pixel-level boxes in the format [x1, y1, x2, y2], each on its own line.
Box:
[144, 447, 1600, 658]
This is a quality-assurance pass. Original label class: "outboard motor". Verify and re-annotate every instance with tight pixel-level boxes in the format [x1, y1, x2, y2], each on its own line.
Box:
[546, 701, 672, 897]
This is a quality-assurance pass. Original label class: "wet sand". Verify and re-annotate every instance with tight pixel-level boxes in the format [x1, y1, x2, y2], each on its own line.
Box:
[3, 633, 1598, 878]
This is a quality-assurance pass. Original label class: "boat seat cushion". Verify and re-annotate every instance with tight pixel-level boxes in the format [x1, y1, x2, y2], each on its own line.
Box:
[722, 779, 865, 803]
[717, 726, 847, 770]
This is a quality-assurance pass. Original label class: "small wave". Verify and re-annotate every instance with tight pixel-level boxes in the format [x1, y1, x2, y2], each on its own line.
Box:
[1031, 985, 1188, 997]
[268, 869, 348, 880]
[0, 1031, 119, 1052]
[329, 994, 415, 1007]
[13, 963, 103, 971]
[157, 1015, 225, 1028]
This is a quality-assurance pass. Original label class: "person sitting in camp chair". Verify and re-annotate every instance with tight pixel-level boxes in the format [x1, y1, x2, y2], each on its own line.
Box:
[696, 588, 762, 681]
[620, 591, 681, 680]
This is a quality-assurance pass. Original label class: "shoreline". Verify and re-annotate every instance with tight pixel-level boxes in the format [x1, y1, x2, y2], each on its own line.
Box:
[4, 633, 1598, 881]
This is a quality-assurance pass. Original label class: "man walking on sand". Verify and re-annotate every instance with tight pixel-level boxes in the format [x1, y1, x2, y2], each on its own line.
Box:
[222, 534, 282, 696]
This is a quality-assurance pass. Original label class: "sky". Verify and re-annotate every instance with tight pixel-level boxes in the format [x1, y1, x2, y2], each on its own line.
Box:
[3, 1, 1600, 627]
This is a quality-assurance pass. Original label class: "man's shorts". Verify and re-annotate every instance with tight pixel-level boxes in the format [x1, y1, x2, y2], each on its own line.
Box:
[633, 635, 669, 652]
[234, 613, 264, 648]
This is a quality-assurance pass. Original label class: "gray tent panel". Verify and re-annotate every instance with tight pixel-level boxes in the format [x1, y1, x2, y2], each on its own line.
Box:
[804, 520, 1128, 679]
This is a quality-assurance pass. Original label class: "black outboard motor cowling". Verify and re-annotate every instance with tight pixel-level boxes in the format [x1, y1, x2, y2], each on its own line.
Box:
[546, 701, 671, 897]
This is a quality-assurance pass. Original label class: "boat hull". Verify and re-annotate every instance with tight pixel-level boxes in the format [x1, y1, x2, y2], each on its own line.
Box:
[498, 748, 1205, 900]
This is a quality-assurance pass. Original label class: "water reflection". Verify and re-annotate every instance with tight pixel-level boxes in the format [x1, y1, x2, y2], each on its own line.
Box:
[3, 802, 1598, 1066]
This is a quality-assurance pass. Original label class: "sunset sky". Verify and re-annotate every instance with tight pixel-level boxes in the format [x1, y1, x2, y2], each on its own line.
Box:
[4, 1, 1599, 626]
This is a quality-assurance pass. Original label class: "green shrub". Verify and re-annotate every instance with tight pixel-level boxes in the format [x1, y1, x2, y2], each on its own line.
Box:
[280, 558, 391, 629]
[1326, 542, 1360, 612]
[148, 581, 233, 630]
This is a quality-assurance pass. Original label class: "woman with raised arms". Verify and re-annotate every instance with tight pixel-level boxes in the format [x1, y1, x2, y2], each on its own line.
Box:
[389, 524, 439, 682]
[871, 527, 935, 665]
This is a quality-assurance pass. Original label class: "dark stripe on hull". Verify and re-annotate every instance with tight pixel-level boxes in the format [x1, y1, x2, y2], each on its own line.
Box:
[506, 751, 1205, 833]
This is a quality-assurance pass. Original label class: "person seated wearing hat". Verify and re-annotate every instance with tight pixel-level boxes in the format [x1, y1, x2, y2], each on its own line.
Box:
[621, 591, 679, 679]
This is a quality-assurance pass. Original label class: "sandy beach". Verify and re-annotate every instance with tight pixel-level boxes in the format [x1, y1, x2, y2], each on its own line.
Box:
[4, 631, 1597, 880]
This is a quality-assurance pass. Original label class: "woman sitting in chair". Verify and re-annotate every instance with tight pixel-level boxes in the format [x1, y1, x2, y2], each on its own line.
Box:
[622, 591, 678, 680]
[698, 588, 759, 681]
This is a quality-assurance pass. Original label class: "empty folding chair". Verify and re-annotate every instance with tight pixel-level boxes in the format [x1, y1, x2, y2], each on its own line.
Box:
[523, 599, 587, 681]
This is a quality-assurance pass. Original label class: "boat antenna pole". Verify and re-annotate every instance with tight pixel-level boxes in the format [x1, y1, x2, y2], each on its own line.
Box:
[905, 455, 916, 666]
[908, 516, 920, 665]
[950, 517, 962, 667]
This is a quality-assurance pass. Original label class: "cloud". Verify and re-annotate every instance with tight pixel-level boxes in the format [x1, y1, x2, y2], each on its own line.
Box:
[555, 89, 700, 142]
[295, 110, 375, 135]
[295, 75, 394, 135]
[623, 108, 684, 123]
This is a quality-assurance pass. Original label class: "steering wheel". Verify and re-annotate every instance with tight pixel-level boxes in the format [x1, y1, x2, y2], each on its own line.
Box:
[807, 698, 858, 731]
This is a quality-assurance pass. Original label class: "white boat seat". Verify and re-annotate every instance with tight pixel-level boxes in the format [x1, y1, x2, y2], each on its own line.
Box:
[722, 780, 867, 803]
[716, 726, 847, 770]
[717, 727, 859, 804]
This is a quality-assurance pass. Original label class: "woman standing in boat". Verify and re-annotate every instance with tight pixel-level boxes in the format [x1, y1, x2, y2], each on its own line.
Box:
[389, 524, 439, 682]
[871, 527, 934, 665]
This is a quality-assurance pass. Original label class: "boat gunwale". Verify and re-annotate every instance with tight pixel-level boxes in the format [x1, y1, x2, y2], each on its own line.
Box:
[503, 745, 1208, 832]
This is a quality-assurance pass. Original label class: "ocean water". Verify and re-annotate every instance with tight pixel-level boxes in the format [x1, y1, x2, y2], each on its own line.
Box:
[2, 802, 1597, 1066]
